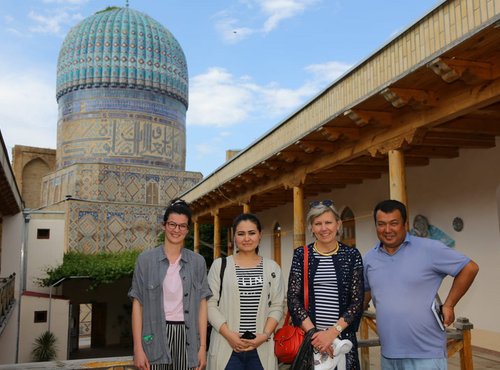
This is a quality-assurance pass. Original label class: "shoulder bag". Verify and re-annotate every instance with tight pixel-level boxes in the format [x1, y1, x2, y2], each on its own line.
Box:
[274, 245, 309, 364]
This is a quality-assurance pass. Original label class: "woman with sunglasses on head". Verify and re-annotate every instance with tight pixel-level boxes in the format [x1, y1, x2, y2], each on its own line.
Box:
[207, 213, 285, 370]
[129, 198, 212, 370]
[287, 200, 364, 370]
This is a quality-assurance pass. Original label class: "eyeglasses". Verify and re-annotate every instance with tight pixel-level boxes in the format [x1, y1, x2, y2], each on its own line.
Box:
[166, 221, 189, 232]
[309, 200, 334, 208]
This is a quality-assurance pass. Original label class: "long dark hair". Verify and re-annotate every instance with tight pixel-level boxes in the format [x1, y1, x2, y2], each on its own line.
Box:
[232, 213, 262, 254]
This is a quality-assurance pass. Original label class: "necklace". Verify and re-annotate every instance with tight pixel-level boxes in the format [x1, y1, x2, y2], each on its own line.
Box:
[313, 241, 339, 256]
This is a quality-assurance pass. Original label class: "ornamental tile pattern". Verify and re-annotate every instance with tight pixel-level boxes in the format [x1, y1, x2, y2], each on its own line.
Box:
[41, 163, 201, 206]
[56, 7, 188, 107]
[57, 89, 186, 170]
[68, 201, 165, 252]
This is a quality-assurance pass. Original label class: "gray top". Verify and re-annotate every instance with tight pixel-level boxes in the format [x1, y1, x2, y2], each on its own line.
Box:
[129, 246, 212, 366]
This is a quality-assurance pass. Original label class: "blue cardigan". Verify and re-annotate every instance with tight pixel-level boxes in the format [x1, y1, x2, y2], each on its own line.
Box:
[287, 242, 364, 335]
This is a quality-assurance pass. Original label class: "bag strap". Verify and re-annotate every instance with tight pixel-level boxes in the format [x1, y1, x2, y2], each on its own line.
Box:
[217, 256, 227, 306]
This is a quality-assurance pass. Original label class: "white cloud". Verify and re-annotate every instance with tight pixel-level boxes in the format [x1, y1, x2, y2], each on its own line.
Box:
[188, 68, 255, 127]
[28, 9, 83, 35]
[214, 0, 320, 43]
[259, 0, 319, 32]
[214, 15, 255, 44]
[0, 64, 58, 154]
[305, 60, 352, 85]
[187, 59, 351, 129]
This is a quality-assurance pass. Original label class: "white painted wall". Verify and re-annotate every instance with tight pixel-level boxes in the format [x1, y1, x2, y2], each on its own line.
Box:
[25, 217, 65, 293]
[18, 294, 69, 362]
[0, 213, 24, 364]
[257, 139, 500, 352]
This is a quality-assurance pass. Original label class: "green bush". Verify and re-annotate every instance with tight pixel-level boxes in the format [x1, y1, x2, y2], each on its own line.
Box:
[39, 250, 141, 288]
[31, 331, 57, 362]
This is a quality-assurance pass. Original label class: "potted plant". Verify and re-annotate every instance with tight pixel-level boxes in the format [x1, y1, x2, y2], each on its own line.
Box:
[31, 331, 57, 362]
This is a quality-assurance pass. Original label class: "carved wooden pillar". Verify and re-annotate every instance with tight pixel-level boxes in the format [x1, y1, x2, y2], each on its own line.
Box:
[213, 210, 221, 259]
[388, 149, 408, 205]
[243, 203, 251, 214]
[227, 228, 233, 256]
[193, 219, 200, 254]
[293, 186, 305, 249]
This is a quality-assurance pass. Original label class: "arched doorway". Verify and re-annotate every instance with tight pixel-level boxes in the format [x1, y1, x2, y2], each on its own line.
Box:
[341, 207, 356, 248]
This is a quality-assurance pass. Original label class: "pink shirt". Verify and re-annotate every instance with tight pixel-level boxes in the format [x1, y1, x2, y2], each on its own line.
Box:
[163, 255, 184, 321]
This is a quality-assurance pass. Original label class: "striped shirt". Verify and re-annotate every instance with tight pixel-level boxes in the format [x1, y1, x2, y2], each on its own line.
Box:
[235, 259, 263, 334]
[313, 251, 340, 329]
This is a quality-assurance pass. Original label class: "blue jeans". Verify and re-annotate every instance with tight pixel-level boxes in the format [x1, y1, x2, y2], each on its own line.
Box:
[381, 356, 447, 370]
[224, 349, 264, 370]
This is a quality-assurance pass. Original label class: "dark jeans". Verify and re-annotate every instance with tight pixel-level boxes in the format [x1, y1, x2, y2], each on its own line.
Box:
[224, 349, 264, 370]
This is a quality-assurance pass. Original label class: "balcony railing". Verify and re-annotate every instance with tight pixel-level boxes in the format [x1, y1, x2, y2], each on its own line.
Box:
[0, 273, 16, 336]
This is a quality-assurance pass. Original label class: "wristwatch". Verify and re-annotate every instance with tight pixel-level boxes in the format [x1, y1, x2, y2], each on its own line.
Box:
[334, 323, 343, 333]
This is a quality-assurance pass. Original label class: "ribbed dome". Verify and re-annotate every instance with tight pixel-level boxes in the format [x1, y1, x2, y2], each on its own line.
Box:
[56, 7, 188, 107]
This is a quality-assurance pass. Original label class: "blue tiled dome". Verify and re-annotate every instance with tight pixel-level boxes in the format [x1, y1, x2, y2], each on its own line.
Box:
[56, 7, 188, 107]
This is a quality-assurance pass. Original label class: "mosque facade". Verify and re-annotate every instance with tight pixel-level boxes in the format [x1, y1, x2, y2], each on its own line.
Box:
[33, 7, 202, 253]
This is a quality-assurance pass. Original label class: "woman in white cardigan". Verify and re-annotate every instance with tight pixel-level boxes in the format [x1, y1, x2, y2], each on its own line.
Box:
[207, 213, 285, 370]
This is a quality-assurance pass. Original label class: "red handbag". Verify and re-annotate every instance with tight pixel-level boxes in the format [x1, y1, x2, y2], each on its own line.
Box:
[274, 246, 309, 364]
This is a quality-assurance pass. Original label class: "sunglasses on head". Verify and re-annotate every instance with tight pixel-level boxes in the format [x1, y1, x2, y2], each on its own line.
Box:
[309, 199, 334, 208]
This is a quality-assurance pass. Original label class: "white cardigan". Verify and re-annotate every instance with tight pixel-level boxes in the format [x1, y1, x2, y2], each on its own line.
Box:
[207, 255, 285, 370]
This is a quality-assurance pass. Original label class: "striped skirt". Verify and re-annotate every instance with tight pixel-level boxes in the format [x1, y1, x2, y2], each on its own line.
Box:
[150, 321, 195, 370]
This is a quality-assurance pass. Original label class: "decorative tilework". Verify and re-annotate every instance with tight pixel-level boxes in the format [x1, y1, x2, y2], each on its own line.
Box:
[57, 89, 186, 171]
[41, 162, 202, 206]
[68, 201, 166, 253]
[56, 7, 188, 108]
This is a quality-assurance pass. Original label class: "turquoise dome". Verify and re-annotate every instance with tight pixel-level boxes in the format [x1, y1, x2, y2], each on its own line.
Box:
[56, 7, 188, 107]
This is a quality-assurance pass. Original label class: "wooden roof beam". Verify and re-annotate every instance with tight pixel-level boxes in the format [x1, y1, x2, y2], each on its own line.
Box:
[296, 140, 335, 153]
[427, 57, 496, 84]
[380, 87, 437, 109]
[318, 126, 361, 141]
[344, 109, 393, 127]
[405, 146, 460, 158]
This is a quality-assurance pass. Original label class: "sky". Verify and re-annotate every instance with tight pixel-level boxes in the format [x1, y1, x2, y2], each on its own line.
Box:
[0, 0, 443, 177]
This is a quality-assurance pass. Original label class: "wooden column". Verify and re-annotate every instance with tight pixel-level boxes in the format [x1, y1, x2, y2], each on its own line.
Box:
[213, 210, 221, 259]
[193, 220, 200, 254]
[293, 186, 305, 249]
[388, 149, 408, 205]
[243, 203, 251, 213]
[227, 228, 233, 256]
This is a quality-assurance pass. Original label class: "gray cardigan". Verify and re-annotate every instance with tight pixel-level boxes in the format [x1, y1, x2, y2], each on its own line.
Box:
[207, 255, 285, 370]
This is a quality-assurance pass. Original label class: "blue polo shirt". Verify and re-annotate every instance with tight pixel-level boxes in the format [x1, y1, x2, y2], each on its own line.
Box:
[363, 234, 469, 358]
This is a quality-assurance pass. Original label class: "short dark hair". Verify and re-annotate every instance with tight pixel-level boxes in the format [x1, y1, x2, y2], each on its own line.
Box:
[373, 199, 407, 224]
[163, 198, 192, 225]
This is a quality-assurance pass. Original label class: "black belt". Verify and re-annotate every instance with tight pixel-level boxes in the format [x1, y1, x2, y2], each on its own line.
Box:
[165, 320, 185, 325]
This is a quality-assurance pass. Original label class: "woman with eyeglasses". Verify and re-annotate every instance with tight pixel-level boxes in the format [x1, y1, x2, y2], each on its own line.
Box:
[207, 213, 285, 370]
[129, 198, 212, 370]
[287, 200, 364, 370]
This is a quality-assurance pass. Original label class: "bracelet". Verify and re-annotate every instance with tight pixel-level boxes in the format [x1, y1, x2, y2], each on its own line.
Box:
[263, 331, 271, 341]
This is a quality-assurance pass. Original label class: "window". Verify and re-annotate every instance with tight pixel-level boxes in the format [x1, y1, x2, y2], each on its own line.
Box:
[341, 207, 356, 248]
[37, 229, 50, 239]
[34, 310, 47, 323]
[146, 182, 159, 205]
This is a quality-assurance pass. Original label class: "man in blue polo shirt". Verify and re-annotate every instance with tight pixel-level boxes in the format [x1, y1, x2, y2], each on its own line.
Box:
[363, 199, 478, 370]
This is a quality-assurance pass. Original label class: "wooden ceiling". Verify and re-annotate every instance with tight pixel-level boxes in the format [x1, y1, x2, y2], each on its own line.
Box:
[189, 19, 500, 225]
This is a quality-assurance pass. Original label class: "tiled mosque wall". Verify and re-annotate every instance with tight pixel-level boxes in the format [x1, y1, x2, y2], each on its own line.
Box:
[41, 163, 201, 206]
[67, 200, 166, 253]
